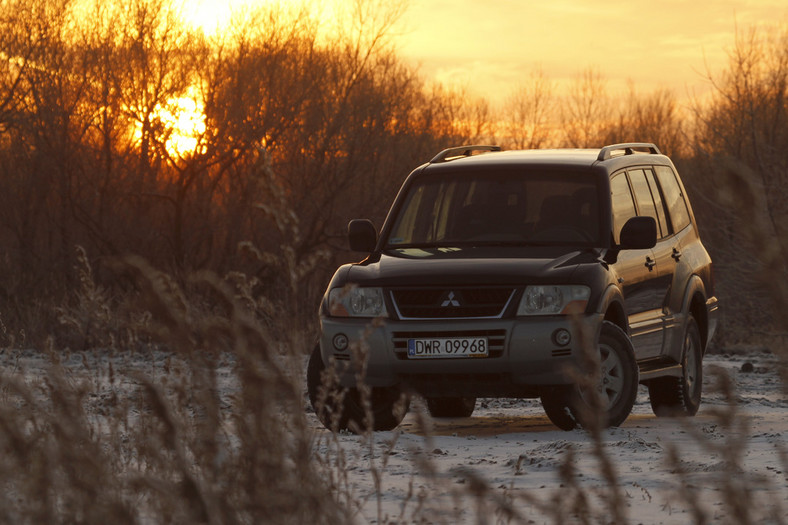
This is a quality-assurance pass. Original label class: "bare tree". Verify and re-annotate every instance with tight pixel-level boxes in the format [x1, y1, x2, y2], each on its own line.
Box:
[693, 24, 788, 256]
[605, 84, 684, 157]
[689, 24, 788, 344]
[502, 68, 555, 149]
[561, 67, 611, 148]
[0, 0, 500, 340]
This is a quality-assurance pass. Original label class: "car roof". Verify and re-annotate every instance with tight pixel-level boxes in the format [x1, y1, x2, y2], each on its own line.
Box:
[421, 145, 674, 175]
[434, 148, 600, 168]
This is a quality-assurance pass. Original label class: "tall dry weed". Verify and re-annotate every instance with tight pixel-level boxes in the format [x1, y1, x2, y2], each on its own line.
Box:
[0, 250, 348, 523]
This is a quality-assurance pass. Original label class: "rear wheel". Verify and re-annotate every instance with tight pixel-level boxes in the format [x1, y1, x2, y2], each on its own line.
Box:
[648, 316, 702, 417]
[426, 397, 476, 418]
[307, 344, 409, 433]
[540, 321, 639, 431]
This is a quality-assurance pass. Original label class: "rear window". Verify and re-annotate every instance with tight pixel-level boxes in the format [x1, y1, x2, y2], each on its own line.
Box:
[387, 170, 602, 247]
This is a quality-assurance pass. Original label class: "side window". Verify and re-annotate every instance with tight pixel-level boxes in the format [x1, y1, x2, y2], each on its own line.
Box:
[645, 169, 670, 237]
[654, 165, 691, 232]
[629, 168, 671, 239]
[628, 169, 661, 237]
[610, 172, 636, 244]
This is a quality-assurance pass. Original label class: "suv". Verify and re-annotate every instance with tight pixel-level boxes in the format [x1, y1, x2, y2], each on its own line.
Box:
[307, 143, 719, 432]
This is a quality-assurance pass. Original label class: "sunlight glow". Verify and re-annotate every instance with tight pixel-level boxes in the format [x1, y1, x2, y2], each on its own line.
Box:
[181, 0, 328, 36]
[181, 0, 236, 35]
[160, 0, 336, 160]
[158, 90, 207, 158]
[133, 86, 207, 160]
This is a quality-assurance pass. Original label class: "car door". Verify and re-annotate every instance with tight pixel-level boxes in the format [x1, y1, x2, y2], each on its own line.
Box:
[652, 165, 696, 360]
[630, 169, 675, 298]
[609, 171, 664, 359]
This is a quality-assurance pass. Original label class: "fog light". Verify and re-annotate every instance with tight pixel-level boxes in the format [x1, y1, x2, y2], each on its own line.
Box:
[332, 333, 349, 351]
[553, 329, 571, 347]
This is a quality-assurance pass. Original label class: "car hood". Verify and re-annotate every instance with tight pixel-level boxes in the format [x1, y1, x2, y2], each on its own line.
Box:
[344, 246, 599, 287]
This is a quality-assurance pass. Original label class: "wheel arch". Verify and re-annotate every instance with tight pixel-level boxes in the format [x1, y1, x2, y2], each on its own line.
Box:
[682, 275, 709, 355]
[598, 284, 628, 335]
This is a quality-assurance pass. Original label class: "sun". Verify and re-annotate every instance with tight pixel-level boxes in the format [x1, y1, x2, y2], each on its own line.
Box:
[146, 1, 315, 160]
[131, 86, 206, 160]
[156, 89, 207, 159]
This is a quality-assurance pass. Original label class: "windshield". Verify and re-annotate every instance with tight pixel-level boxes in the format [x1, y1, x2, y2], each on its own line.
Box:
[387, 170, 602, 248]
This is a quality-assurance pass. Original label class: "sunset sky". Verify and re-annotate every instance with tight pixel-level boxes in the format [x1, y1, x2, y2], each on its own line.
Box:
[393, 0, 788, 100]
[189, 0, 788, 102]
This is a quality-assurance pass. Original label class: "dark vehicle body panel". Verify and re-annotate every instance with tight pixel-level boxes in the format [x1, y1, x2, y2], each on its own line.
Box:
[318, 147, 719, 400]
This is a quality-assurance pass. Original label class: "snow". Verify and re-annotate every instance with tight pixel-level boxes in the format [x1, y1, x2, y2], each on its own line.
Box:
[3, 347, 785, 523]
[311, 352, 788, 524]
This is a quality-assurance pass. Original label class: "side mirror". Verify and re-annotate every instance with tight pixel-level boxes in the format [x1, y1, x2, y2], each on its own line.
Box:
[348, 219, 377, 252]
[619, 216, 657, 250]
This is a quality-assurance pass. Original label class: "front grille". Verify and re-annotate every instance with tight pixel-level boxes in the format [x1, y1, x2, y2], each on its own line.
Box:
[390, 288, 515, 319]
[392, 329, 507, 360]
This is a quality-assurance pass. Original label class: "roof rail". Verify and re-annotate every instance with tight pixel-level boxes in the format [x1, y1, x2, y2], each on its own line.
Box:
[597, 143, 661, 161]
[430, 145, 501, 163]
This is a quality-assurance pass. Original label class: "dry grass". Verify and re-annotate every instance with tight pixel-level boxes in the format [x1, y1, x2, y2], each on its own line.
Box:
[0, 253, 348, 524]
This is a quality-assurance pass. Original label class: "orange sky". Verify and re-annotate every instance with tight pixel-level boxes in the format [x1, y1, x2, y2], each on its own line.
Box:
[393, 0, 788, 101]
[187, 0, 787, 102]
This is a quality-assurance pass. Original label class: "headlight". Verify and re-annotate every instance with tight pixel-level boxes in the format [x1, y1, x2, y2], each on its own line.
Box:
[328, 286, 388, 318]
[517, 285, 590, 316]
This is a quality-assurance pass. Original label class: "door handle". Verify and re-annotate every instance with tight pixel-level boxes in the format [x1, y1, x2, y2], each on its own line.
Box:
[645, 256, 656, 271]
[672, 247, 682, 262]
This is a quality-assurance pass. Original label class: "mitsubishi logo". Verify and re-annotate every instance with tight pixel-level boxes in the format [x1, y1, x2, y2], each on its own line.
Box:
[441, 291, 461, 307]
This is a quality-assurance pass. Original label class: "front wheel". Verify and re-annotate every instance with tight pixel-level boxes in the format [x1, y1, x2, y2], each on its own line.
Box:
[307, 344, 409, 433]
[648, 316, 702, 417]
[540, 321, 639, 431]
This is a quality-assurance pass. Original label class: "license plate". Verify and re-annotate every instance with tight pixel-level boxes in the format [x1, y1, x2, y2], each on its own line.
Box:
[407, 337, 489, 359]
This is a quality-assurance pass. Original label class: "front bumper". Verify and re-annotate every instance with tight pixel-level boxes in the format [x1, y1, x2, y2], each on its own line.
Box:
[319, 314, 604, 398]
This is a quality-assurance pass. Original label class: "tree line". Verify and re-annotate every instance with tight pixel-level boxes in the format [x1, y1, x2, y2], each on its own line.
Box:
[0, 0, 784, 348]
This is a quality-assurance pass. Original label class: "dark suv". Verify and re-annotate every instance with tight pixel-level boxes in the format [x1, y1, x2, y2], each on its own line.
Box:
[307, 143, 719, 432]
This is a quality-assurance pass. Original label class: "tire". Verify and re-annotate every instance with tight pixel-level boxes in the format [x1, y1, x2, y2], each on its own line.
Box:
[539, 385, 577, 431]
[540, 321, 639, 431]
[307, 344, 409, 432]
[426, 397, 476, 418]
[648, 316, 702, 417]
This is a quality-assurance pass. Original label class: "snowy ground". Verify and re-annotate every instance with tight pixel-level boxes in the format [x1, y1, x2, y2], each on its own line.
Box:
[3, 347, 785, 524]
[310, 352, 788, 524]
